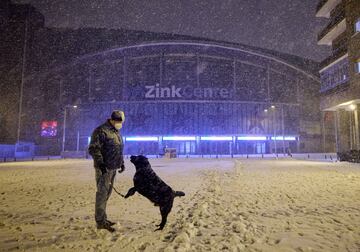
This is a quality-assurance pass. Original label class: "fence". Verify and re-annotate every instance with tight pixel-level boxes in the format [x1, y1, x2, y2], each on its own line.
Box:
[0, 145, 16, 159]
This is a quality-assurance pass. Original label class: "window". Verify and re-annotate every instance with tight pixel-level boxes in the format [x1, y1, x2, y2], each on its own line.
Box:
[355, 18, 360, 33]
[355, 61, 360, 74]
[320, 57, 349, 92]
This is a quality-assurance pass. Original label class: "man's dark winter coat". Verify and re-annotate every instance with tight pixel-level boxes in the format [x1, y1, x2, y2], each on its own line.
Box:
[88, 120, 124, 170]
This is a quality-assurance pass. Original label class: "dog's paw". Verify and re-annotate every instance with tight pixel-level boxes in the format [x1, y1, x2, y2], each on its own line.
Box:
[154, 224, 164, 231]
[154, 226, 164, 231]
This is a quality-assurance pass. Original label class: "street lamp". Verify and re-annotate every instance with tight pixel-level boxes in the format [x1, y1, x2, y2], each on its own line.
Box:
[271, 105, 277, 156]
[62, 105, 78, 152]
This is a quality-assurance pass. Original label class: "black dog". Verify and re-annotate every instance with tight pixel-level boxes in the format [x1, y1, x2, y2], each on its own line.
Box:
[124, 155, 185, 231]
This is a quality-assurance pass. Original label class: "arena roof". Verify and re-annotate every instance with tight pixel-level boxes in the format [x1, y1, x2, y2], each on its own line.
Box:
[29, 27, 319, 79]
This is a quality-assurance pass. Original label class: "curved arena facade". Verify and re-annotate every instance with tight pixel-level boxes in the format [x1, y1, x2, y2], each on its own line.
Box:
[22, 40, 321, 155]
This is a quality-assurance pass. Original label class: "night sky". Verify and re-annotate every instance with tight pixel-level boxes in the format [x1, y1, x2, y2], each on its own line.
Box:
[14, 0, 331, 62]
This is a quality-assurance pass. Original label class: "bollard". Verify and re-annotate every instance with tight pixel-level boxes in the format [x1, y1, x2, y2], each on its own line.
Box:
[276, 154, 278, 158]
[14, 157, 16, 162]
[330, 155, 333, 161]
[262, 154, 264, 158]
[307, 154, 310, 159]
[3, 157, 6, 162]
[48, 156, 50, 160]
[231, 154, 233, 158]
[325, 155, 327, 159]
[216, 155, 218, 159]
[32, 156, 34, 161]
[246, 154, 249, 159]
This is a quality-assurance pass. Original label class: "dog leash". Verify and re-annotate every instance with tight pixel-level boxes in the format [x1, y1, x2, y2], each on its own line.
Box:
[110, 171, 125, 198]
[112, 185, 125, 198]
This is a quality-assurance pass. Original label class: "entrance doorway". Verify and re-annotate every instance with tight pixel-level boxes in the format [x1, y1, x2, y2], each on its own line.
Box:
[162, 141, 196, 155]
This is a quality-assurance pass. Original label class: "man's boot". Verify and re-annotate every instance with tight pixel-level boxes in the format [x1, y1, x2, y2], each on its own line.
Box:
[97, 222, 115, 232]
[106, 220, 116, 226]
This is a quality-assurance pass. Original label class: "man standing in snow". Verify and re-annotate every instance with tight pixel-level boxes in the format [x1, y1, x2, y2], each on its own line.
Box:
[88, 110, 125, 232]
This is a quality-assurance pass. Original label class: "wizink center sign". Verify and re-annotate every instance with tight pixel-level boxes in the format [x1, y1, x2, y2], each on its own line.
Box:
[145, 84, 233, 99]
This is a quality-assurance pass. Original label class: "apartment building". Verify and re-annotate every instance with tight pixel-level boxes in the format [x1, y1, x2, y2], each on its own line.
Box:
[316, 0, 360, 152]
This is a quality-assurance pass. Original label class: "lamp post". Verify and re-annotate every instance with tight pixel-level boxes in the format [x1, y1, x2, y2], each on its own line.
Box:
[17, 6, 30, 143]
[271, 105, 277, 156]
[62, 105, 77, 152]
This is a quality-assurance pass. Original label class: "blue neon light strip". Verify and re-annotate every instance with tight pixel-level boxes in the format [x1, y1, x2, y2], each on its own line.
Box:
[200, 136, 233, 141]
[271, 136, 297, 141]
[163, 136, 196, 141]
[126, 136, 158, 141]
[122, 135, 297, 142]
[237, 136, 267, 141]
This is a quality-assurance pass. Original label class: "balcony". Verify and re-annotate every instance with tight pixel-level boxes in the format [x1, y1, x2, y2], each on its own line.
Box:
[320, 57, 349, 93]
[320, 45, 347, 69]
[316, 0, 342, 18]
[318, 8, 346, 45]
[316, 0, 328, 14]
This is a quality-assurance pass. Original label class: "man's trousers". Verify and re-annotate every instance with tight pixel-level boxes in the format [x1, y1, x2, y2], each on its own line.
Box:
[95, 168, 116, 225]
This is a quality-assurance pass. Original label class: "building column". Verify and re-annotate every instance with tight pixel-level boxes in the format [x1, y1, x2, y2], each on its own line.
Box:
[350, 110, 353, 150]
[334, 110, 339, 153]
[281, 105, 285, 155]
[354, 108, 360, 150]
[321, 111, 326, 153]
[337, 109, 351, 152]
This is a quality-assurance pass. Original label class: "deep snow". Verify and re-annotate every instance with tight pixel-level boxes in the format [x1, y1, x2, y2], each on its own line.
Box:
[0, 158, 359, 251]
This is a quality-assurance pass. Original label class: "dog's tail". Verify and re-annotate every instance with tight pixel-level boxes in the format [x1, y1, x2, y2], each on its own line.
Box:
[174, 191, 185, 197]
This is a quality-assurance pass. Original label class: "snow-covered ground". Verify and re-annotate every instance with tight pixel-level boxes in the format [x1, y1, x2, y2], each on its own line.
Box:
[0, 158, 359, 252]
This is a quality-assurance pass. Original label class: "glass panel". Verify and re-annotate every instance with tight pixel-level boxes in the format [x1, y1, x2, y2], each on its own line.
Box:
[355, 19, 360, 32]
[320, 57, 349, 92]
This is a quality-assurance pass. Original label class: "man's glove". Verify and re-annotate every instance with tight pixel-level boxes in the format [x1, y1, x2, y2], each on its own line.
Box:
[99, 163, 107, 174]
[118, 164, 125, 173]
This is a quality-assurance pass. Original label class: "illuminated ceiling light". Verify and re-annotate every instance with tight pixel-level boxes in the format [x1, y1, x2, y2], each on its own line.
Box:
[73, 105, 78, 108]
[163, 136, 196, 141]
[271, 136, 297, 141]
[349, 104, 356, 111]
[284, 136, 297, 141]
[237, 136, 267, 141]
[271, 105, 275, 109]
[200, 136, 232, 141]
[264, 109, 268, 112]
[271, 136, 283, 140]
[126, 136, 158, 141]
[338, 100, 354, 107]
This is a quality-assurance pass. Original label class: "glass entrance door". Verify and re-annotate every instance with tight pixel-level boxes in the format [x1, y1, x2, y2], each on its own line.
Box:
[162, 141, 196, 155]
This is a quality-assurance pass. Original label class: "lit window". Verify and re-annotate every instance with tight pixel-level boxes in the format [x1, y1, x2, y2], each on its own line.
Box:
[356, 62, 360, 74]
[356, 18, 360, 33]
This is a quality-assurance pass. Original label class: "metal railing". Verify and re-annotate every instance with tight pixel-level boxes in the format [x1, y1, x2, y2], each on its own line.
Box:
[320, 45, 347, 69]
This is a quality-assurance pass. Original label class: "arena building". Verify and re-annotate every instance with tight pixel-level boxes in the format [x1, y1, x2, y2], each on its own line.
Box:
[2, 1, 322, 156]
